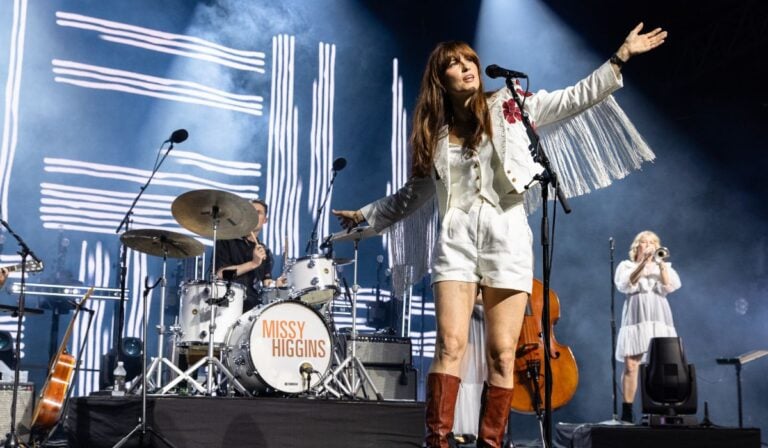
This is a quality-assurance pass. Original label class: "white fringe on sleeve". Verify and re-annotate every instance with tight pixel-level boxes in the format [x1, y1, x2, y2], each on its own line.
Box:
[388, 196, 439, 299]
[524, 95, 656, 214]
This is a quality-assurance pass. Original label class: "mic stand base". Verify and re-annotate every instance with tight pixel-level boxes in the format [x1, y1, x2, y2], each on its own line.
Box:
[112, 277, 178, 448]
[113, 423, 176, 448]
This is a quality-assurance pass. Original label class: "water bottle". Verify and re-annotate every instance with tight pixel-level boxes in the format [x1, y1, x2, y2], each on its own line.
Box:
[112, 361, 127, 396]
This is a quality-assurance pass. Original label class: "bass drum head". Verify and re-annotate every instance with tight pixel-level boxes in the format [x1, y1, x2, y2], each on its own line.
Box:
[225, 300, 332, 395]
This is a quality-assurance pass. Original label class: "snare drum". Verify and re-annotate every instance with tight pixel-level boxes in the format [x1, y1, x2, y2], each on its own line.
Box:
[285, 255, 339, 304]
[177, 280, 244, 347]
[223, 300, 332, 394]
[258, 286, 291, 305]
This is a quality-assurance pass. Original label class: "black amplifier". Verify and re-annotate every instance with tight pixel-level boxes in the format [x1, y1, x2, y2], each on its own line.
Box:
[345, 334, 413, 366]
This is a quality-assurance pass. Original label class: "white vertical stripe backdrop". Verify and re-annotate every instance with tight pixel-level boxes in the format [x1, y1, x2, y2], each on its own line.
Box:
[0, 0, 28, 220]
[264, 34, 302, 260]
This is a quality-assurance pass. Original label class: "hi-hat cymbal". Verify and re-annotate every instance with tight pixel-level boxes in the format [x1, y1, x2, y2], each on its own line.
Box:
[120, 229, 204, 259]
[171, 189, 259, 239]
[328, 226, 379, 244]
[332, 257, 354, 266]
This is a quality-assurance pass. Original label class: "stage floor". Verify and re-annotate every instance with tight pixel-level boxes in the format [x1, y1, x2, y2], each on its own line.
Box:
[64, 395, 425, 447]
[61, 396, 763, 448]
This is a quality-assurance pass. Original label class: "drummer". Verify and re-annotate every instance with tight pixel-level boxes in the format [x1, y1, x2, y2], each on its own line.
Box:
[214, 199, 285, 312]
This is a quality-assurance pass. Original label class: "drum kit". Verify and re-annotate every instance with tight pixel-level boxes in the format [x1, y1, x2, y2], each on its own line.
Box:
[119, 188, 382, 399]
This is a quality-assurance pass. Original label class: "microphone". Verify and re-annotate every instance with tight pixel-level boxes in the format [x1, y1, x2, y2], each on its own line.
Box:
[332, 157, 347, 172]
[609, 237, 615, 251]
[166, 129, 189, 144]
[299, 362, 315, 376]
[319, 234, 333, 250]
[485, 64, 528, 79]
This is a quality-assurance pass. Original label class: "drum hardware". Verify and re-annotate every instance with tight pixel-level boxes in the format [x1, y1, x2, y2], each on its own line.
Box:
[163, 189, 258, 397]
[119, 229, 204, 392]
[320, 226, 384, 400]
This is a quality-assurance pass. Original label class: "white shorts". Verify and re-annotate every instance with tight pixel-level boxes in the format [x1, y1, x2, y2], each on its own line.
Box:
[431, 200, 533, 293]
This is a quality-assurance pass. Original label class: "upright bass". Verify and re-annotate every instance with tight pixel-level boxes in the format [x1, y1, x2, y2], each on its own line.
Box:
[510, 279, 578, 415]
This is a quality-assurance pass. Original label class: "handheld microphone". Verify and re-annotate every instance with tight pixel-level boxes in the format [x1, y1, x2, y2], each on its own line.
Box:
[609, 237, 615, 251]
[485, 64, 528, 79]
[166, 129, 189, 144]
[332, 157, 347, 172]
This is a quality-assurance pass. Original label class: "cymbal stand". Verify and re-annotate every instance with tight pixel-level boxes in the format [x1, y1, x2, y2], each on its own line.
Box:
[113, 276, 176, 448]
[131, 247, 179, 393]
[158, 207, 250, 396]
[321, 239, 382, 400]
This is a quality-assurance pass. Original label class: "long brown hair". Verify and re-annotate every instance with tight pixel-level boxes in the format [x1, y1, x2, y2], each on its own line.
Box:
[410, 41, 492, 178]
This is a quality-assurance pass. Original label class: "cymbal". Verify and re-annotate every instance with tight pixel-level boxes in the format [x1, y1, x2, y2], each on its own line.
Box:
[120, 229, 204, 258]
[171, 190, 259, 239]
[328, 226, 379, 244]
[332, 258, 354, 266]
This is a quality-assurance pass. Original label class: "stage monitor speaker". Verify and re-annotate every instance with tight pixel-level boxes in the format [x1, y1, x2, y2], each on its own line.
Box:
[347, 334, 412, 366]
[0, 382, 35, 442]
[356, 365, 417, 401]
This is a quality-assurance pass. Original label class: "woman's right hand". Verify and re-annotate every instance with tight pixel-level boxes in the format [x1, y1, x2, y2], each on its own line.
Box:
[332, 209, 364, 230]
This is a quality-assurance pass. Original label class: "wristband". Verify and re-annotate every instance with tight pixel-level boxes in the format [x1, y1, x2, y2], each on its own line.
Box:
[610, 53, 626, 68]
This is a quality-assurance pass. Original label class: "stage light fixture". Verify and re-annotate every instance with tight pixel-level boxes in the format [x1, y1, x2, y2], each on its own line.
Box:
[640, 337, 698, 426]
[99, 337, 143, 390]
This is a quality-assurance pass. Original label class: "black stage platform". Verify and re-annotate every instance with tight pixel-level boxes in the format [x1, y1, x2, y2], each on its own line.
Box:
[64, 396, 424, 447]
[554, 422, 762, 448]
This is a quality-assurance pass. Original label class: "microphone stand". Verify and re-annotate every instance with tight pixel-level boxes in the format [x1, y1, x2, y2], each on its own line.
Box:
[506, 76, 571, 448]
[0, 217, 42, 448]
[306, 169, 340, 255]
[609, 238, 619, 421]
[114, 138, 177, 366]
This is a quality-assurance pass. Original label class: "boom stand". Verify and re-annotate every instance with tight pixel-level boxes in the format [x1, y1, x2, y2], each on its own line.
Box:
[113, 276, 176, 448]
[0, 217, 42, 448]
[505, 75, 572, 448]
[599, 238, 624, 425]
[322, 239, 383, 400]
[115, 136, 179, 372]
[157, 208, 250, 397]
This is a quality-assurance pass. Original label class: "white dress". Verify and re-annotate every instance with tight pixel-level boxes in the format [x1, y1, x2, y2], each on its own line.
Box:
[614, 260, 681, 362]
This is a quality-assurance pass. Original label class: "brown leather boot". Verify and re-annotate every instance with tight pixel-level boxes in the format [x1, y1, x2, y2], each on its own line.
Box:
[424, 372, 461, 448]
[476, 383, 515, 448]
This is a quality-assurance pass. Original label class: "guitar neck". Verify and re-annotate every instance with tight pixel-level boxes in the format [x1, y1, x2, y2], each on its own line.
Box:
[3, 261, 43, 274]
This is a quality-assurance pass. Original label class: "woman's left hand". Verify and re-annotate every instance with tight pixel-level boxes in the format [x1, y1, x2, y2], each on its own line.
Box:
[616, 22, 668, 62]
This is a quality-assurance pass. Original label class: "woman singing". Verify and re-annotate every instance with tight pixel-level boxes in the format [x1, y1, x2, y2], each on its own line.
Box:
[334, 23, 666, 447]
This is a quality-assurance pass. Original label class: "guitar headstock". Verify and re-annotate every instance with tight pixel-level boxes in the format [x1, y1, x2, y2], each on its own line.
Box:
[2, 259, 44, 274]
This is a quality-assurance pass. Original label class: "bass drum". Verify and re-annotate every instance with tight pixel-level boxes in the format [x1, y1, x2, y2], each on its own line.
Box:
[223, 300, 332, 395]
[177, 280, 244, 347]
